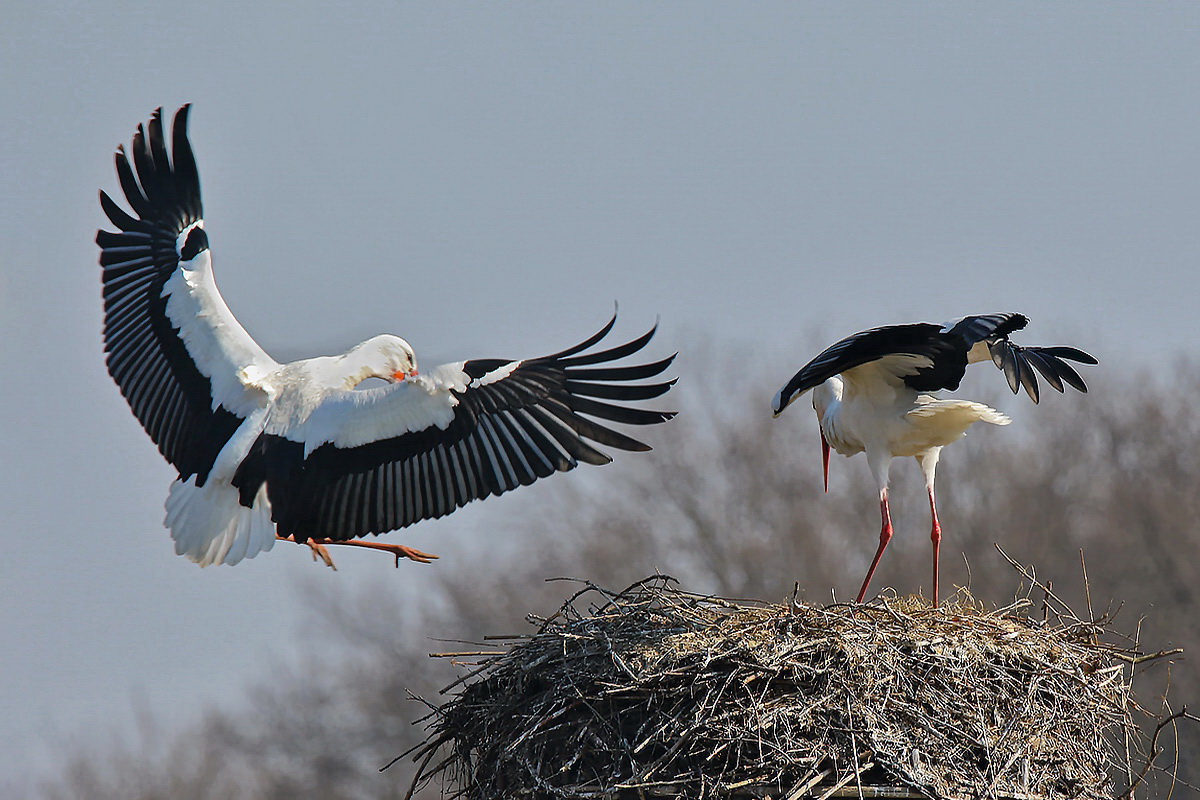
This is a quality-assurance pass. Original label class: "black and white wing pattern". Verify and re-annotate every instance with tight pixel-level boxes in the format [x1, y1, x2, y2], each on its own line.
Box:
[233, 315, 676, 542]
[951, 314, 1097, 403]
[98, 105, 274, 485]
[772, 312, 1097, 412]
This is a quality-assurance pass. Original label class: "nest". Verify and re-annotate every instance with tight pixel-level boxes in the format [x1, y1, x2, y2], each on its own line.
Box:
[404, 576, 1178, 800]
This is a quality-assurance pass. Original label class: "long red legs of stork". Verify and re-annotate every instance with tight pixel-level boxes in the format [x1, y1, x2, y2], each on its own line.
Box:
[276, 536, 439, 569]
[836, 436, 952, 608]
[826, 431, 955, 608]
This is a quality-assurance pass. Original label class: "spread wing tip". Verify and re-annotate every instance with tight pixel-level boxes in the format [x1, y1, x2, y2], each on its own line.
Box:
[992, 339, 1096, 401]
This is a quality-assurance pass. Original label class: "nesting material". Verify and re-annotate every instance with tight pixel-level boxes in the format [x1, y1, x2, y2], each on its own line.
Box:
[408, 577, 1167, 800]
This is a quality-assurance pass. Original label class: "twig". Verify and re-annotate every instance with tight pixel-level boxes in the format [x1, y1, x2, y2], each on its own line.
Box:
[1109, 648, 1184, 665]
[994, 544, 1071, 612]
[1081, 549, 1097, 645]
[1117, 706, 1198, 798]
[815, 761, 877, 800]
[783, 767, 833, 800]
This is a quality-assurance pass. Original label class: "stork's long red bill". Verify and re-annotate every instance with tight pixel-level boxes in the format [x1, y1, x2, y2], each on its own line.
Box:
[821, 430, 831, 493]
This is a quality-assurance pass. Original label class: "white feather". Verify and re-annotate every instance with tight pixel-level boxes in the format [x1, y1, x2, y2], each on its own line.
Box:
[470, 360, 521, 388]
[164, 478, 275, 566]
[161, 248, 277, 416]
[841, 354, 935, 394]
[285, 362, 469, 456]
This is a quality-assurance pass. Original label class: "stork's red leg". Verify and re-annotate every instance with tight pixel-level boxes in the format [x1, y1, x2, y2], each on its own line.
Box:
[277, 535, 439, 569]
[312, 538, 440, 566]
[915, 450, 943, 608]
[856, 489, 893, 603]
[928, 486, 942, 608]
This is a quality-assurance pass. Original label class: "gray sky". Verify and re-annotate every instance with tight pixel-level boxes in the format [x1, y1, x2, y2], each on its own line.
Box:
[3, 0, 1199, 786]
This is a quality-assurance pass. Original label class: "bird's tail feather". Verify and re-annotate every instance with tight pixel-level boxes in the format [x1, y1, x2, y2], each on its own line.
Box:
[907, 399, 1011, 428]
[164, 478, 276, 566]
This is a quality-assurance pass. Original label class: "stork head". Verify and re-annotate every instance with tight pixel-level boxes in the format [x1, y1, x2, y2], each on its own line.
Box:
[345, 334, 419, 387]
[771, 380, 807, 416]
[770, 387, 790, 416]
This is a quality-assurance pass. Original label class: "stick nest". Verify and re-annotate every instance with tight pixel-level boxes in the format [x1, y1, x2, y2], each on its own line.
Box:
[406, 576, 1174, 800]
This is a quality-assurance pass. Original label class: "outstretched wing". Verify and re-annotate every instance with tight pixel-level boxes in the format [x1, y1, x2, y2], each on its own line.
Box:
[99, 105, 276, 482]
[234, 314, 677, 541]
[773, 312, 1097, 412]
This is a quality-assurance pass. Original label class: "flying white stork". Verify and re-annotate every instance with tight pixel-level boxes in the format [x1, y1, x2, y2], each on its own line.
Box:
[771, 313, 1095, 607]
[99, 105, 676, 568]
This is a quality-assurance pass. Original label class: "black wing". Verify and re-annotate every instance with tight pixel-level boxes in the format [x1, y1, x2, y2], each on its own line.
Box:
[774, 312, 1097, 411]
[232, 315, 677, 541]
[773, 321, 977, 413]
[98, 105, 242, 483]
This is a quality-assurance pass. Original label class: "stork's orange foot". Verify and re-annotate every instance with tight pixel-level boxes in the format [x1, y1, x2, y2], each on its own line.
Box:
[277, 535, 338, 569]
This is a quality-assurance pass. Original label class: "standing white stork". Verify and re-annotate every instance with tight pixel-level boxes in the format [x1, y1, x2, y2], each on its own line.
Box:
[99, 106, 676, 568]
[771, 313, 1095, 607]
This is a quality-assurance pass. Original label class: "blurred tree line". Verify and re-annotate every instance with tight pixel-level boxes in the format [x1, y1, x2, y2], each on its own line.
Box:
[38, 354, 1199, 798]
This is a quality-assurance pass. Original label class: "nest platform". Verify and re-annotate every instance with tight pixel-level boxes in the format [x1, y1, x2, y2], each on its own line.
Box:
[405, 576, 1173, 800]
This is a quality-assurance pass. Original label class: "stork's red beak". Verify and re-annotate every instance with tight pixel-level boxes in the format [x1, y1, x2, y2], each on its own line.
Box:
[821, 430, 830, 493]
